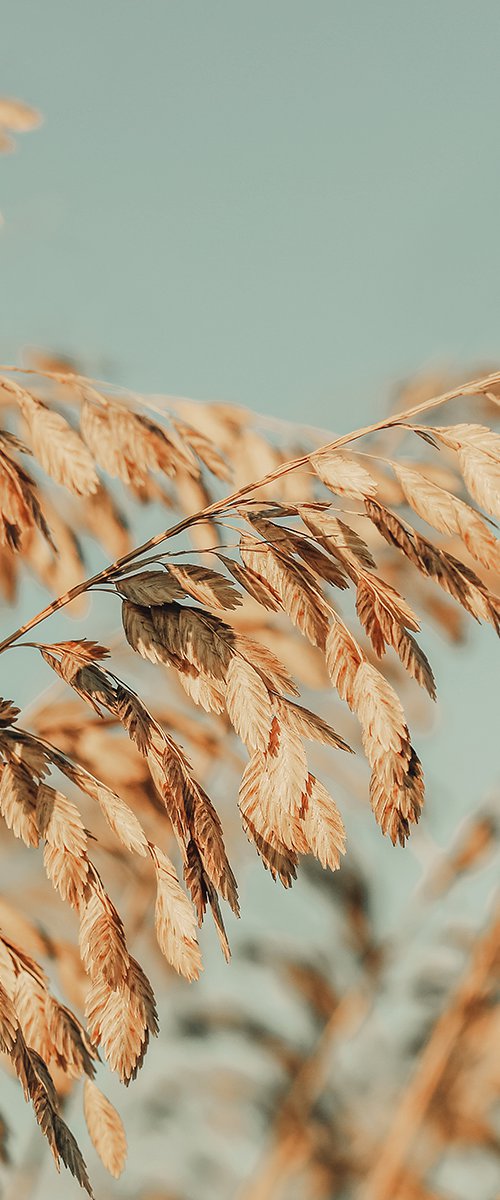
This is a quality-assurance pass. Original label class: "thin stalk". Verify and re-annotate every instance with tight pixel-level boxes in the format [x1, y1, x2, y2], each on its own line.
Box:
[0, 368, 497, 656]
[359, 900, 500, 1200]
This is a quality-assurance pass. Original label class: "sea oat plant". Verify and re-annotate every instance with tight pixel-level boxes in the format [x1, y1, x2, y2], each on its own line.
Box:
[0, 358, 499, 1191]
[1, 96, 500, 1197]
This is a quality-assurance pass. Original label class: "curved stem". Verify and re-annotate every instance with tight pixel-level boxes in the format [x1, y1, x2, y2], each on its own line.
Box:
[359, 900, 500, 1200]
[0, 368, 497, 656]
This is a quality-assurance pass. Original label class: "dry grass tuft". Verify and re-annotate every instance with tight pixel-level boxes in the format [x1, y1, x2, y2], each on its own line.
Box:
[0, 361, 498, 1188]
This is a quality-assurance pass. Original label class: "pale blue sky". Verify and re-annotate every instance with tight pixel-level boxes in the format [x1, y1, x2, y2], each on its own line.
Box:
[2, 0, 500, 422]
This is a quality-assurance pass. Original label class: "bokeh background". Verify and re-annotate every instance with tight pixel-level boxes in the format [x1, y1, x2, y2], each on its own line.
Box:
[1, 3, 500, 1198]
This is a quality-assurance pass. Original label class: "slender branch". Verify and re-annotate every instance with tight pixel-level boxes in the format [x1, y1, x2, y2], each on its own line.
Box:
[238, 839, 500, 1200]
[239, 989, 370, 1200]
[0, 367, 497, 657]
[359, 900, 500, 1200]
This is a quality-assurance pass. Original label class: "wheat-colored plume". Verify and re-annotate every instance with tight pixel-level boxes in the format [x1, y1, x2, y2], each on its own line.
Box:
[0, 358, 498, 1190]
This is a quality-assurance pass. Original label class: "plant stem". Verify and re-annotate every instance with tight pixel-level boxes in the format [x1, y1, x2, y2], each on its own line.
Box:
[0, 368, 496, 657]
[359, 900, 500, 1200]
